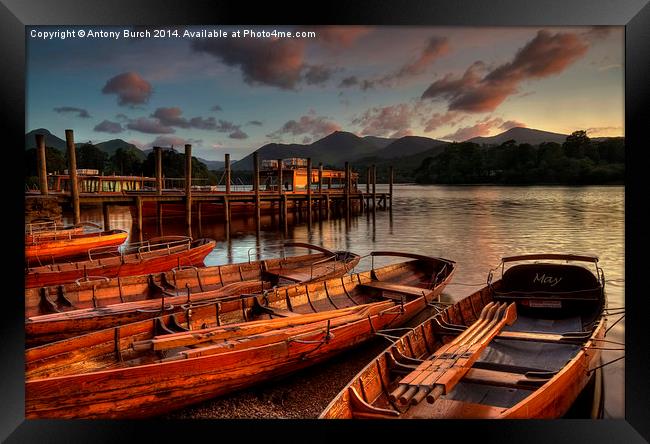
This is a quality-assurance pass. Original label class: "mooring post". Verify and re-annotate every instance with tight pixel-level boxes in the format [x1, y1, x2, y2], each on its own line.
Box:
[65, 129, 80, 225]
[197, 202, 202, 236]
[372, 164, 377, 211]
[307, 158, 312, 228]
[344, 162, 350, 215]
[102, 203, 110, 230]
[389, 165, 394, 210]
[317, 162, 323, 219]
[365, 167, 371, 211]
[253, 151, 260, 233]
[35, 134, 49, 195]
[224, 153, 231, 195]
[224, 196, 231, 239]
[154, 146, 163, 196]
[184, 144, 192, 238]
[277, 158, 284, 225]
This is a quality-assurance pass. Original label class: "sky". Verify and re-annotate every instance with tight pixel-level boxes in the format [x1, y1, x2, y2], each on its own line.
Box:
[26, 25, 624, 161]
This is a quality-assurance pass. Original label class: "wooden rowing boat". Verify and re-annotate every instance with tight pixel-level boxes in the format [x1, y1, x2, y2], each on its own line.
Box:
[26, 236, 216, 289]
[25, 252, 455, 418]
[25, 221, 87, 244]
[319, 254, 606, 419]
[25, 243, 360, 346]
[25, 229, 129, 266]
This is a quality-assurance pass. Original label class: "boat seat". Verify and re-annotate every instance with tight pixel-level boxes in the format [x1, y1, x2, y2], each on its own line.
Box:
[358, 281, 428, 297]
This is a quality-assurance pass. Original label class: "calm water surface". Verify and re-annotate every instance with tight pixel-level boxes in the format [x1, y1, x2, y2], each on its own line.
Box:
[69, 184, 625, 418]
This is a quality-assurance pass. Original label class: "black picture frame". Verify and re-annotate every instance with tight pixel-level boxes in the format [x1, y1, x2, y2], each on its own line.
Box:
[2, 0, 648, 442]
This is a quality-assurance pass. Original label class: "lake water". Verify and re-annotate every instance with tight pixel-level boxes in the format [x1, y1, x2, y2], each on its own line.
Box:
[67, 184, 625, 418]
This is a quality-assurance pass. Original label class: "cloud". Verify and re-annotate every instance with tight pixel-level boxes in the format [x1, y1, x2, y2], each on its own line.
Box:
[144, 107, 244, 133]
[53, 106, 91, 118]
[94, 120, 124, 134]
[228, 129, 249, 139]
[422, 111, 465, 133]
[422, 30, 589, 112]
[191, 27, 368, 90]
[351, 103, 419, 138]
[302, 136, 312, 144]
[247, 120, 263, 126]
[338, 36, 449, 90]
[303, 64, 336, 85]
[210, 105, 223, 112]
[499, 120, 526, 130]
[315, 26, 372, 47]
[442, 116, 524, 141]
[115, 113, 130, 121]
[338, 76, 359, 88]
[152, 107, 190, 128]
[192, 37, 306, 90]
[268, 114, 341, 140]
[586, 126, 623, 137]
[395, 36, 450, 78]
[582, 26, 613, 41]
[102, 72, 153, 106]
[126, 117, 174, 134]
[143, 135, 203, 150]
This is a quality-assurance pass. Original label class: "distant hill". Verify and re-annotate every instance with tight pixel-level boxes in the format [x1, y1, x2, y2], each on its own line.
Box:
[95, 139, 146, 160]
[362, 135, 396, 149]
[232, 131, 384, 170]
[374, 136, 448, 159]
[25, 129, 67, 150]
[196, 158, 224, 171]
[467, 127, 568, 145]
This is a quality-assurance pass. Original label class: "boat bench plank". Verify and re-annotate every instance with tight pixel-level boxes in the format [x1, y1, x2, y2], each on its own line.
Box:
[463, 367, 550, 389]
[407, 398, 505, 419]
[358, 281, 428, 297]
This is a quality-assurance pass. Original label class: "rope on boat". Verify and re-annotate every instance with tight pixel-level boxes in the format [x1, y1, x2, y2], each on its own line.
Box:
[605, 314, 625, 335]
[587, 355, 625, 374]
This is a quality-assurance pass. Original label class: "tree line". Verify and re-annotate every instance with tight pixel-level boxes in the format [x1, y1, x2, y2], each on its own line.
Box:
[25, 144, 221, 187]
[414, 131, 624, 185]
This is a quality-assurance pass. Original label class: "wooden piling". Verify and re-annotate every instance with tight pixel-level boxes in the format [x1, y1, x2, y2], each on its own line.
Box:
[253, 152, 260, 233]
[318, 162, 323, 218]
[344, 162, 350, 215]
[184, 144, 192, 238]
[224, 196, 231, 240]
[224, 153, 231, 194]
[307, 158, 312, 228]
[65, 129, 80, 225]
[102, 203, 110, 230]
[366, 167, 371, 211]
[389, 165, 394, 209]
[35, 134, 48, 195]
[154, 146, 163, 196]
[372, 164, 377, 211]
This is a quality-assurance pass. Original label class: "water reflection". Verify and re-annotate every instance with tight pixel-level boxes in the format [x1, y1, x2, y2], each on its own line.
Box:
[64, 184, 624, 418]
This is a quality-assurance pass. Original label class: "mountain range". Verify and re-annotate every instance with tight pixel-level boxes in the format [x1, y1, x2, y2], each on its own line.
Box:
[25, 126, 621, 172]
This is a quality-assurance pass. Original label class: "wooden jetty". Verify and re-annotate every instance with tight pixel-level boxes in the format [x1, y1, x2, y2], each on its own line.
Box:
[25, 130, 394, 240]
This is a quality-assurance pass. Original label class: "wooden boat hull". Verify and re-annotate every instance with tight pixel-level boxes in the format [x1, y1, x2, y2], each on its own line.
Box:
[25, 253, 456, 418]
[25, 246, 361, 346]
[320, 256, 607, 419]
[25, 226, 85, 244]
[25, 238, 216, 288]
[25, 230, 128, 266]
